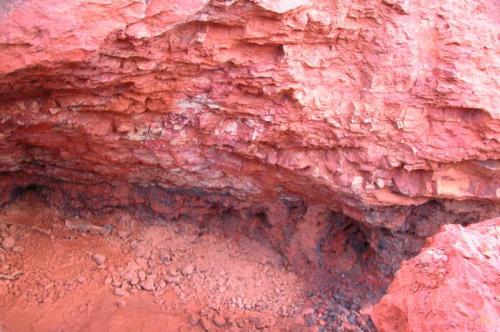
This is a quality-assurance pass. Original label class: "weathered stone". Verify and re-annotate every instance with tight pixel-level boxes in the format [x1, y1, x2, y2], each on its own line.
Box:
[0, 1, 498, 329]
[113, 287, 130, 297]
[92, 254, 106, 266]
[0, 0, 497, 229]
[212, 314, 226, 328]
[371, 217, 500, 332]
[1, 237, 15, 250]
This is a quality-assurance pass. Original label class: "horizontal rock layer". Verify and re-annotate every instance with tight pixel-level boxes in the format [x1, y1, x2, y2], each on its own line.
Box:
[0, 0, 499, 228]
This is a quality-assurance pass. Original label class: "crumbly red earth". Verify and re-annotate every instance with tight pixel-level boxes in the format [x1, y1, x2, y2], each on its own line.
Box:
[0, 195, 375, 331]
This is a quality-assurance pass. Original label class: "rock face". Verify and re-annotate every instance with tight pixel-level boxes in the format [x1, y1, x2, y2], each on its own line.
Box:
[371, 217, 500, 332]
[0, 0, 498, 228]
[0, 1, 499, 327]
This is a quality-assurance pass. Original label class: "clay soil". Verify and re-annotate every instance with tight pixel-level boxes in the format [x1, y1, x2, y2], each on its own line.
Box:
[0, 194, 374, 332]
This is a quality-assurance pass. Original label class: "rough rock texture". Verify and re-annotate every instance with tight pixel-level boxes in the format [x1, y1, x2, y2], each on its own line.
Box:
[0, 0, 499, 228]
[0, 1, 499, 329]
[371, 217, 500, 332]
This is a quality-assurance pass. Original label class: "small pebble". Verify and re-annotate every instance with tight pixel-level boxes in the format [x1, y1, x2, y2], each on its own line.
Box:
[92, 254, 106, 266]
[2, 237, 15, 250]
[212, 314, 226, 328]
[159, 249, 171, 264]
[113, 287, 129, 297]
[182, 263, 195, 276]
[189, 313, 200, 326]
[140, 276, 156, 291]
[165, 275, 180, 284]
[116, 300, 127, 308]
[200, 317, 212, 331]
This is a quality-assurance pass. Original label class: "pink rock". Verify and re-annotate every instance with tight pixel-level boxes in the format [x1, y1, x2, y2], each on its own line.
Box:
[0, 0, 498, 226]
[371, 217, 500, 332]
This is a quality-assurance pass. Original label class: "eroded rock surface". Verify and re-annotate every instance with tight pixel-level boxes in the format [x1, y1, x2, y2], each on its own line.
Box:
[0, 1, 499, 330]
[371, 217, 500, 332]
[0, 0, 499, 227]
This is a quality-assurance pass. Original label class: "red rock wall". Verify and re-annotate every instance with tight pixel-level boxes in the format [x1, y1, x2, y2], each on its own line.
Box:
[0, 0, 499, 226]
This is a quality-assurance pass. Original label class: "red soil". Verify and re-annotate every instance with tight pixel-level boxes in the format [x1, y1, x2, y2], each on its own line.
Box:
[0, 195, 374, 331]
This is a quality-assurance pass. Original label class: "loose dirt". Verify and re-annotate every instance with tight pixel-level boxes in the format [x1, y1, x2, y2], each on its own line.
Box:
[0, 195, 373, 331]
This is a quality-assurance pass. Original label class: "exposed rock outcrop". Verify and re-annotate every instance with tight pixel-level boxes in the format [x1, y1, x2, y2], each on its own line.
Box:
[0, 0, 498, 228]
[371, 217, 500, 332]
[0, 1, 499, 329]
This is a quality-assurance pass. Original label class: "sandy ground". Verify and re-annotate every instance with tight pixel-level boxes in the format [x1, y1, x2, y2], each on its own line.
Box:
[0, 196, 313, 331]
